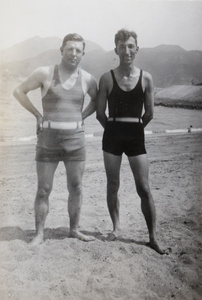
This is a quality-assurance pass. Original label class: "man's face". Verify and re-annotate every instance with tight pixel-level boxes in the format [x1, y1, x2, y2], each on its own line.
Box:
[115, 37, 138, 64]
[61, 40, 85, 67]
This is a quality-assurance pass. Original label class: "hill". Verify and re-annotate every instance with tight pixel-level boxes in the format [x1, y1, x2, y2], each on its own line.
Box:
[135, 45, 202, 88]
[0, 36, 105, 64]
[1, 37, 202, 88]
[0, 36, 107, 80]
[0, 36, 62, 64]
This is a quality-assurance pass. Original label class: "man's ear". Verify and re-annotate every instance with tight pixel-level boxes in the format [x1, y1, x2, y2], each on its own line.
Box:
[136, 46, 139, 53]
[114, 47, 118, 55]
[60, 47, 63, 54]
[82, 51, 85, 56]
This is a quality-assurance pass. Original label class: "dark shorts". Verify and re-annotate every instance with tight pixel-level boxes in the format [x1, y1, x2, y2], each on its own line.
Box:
[102, 121, 146, 156]
[35, 129, 86, 162]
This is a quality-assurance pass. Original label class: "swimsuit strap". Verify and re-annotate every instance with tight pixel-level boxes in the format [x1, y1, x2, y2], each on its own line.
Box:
[138, 69, 143, 87]
[110, 70, 119, 86]
[53, 65, 60, 86]
[140, 69, 143, 80]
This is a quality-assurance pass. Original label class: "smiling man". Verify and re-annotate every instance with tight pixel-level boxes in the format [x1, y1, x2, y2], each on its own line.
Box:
[96, 29, 164, 254]
[13, 33, 97, 245]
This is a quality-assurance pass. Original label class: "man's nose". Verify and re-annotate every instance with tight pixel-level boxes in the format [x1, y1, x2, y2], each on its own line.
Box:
[125, 46, 130, 54]
[71, 49, 77, 56]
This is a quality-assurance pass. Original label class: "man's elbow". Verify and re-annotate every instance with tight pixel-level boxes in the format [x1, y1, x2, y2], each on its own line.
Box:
[146, 110, 153, 121]
[91, 101, 96, 113]
[149, 113, 153, 121]
[96, 111, 103, 123]
[143, 112, 153, 125]
[13, 87, 21, 99]
[96, 111, 100, 121]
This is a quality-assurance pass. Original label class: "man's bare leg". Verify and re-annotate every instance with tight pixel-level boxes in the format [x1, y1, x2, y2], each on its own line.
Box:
[103, 152, 122, 241]
[128, 155, 165, 254]
[31, 161, 58, 246]
[140, 190, 165, 254]
[65, 160, 95, 241]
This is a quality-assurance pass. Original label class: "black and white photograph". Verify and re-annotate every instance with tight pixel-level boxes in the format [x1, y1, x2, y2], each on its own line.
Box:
[0, 0, 202, 299]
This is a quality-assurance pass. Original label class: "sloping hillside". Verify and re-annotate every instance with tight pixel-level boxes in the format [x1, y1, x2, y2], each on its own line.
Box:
[0, 36, 104, 65]
[81, 49, 118, 80]
[135, 45, 202, 88]
[0, 37, 202, 97]
[1, 41, 202, 88]
[0, 38, 107, 80]
[155, 85, 202, 109]
[0, 36, 62, 64]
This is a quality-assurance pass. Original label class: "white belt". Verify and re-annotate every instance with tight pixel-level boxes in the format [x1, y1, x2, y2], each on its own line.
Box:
[108, 117, 142, 123]
[43, 121, 83, 130]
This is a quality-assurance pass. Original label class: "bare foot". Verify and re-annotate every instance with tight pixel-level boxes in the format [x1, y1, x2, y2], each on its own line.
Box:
[106, 230, 121, 241]
[30, 234, 44, 246]
[69, 230, 95, 242]
[148, 239, 165, 255]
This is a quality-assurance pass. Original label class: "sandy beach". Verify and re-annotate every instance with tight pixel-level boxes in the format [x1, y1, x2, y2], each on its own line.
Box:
[0, 80, 202, 299]
[0, 131, 202, 300]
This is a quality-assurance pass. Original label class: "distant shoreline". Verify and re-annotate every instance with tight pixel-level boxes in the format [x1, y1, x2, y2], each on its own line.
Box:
[154, 85, 202, 109]
[154, 103, 202, 110]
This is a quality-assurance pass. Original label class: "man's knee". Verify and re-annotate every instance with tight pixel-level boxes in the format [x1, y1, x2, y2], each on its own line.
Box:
[136, 182, 151, 199]
[68, 181, 82, 196]
[107, 178, 120, 194]
[36, 184, 52, 199]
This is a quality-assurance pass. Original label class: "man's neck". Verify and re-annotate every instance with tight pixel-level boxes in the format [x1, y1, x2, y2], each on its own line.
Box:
[59, 62, 79, 75]
[118, 63, 137, 78]
[58, 62, 79, 83]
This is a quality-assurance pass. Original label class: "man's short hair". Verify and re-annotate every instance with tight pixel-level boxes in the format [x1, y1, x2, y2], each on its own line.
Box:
[60, 33, 85, 51]
[114, 29, 138, 47]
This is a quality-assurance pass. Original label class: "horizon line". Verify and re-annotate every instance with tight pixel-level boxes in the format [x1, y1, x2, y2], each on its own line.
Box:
[1, 35, 202, 53]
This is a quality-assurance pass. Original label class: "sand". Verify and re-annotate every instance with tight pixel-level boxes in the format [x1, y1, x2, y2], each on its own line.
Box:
[0, 131, 202, 300]
[0, 80, 202, 299]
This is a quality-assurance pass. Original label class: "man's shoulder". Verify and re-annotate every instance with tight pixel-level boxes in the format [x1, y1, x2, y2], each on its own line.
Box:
[100, 70, 113, 84]
[30, 65, 55, 84]
[80, 69, 93, 80]
[80, 69, 97, 88]
[140, 69, 153, 91]
[101, 70, 112, 78]
[34, 65, 54, 76]
[141, 69, 152, 79]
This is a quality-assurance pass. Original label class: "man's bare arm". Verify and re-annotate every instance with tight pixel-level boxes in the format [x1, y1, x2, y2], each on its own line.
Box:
[96, 74, 109, 129]
[82, 76, 98, 120]
[13, 68, 45, 133]
[142, 72, 154, 128]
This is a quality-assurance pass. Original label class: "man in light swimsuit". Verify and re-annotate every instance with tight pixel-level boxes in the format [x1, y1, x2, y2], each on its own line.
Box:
[13, 33, 97, 245]
[96, 29, 164, 254]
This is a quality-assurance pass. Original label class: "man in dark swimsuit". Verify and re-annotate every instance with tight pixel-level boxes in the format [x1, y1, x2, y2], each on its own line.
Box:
[96, 29, 164, 254]
[13, 33, 97, 245]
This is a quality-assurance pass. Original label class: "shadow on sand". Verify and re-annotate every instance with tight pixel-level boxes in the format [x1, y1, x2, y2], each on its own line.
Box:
[0, 226, 148, 248]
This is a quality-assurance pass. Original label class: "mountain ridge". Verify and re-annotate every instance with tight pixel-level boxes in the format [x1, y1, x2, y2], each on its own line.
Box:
[1, 36, 202, 88]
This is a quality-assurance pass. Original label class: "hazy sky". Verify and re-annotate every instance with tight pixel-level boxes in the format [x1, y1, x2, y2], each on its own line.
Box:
[0, 0, 202, 51]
